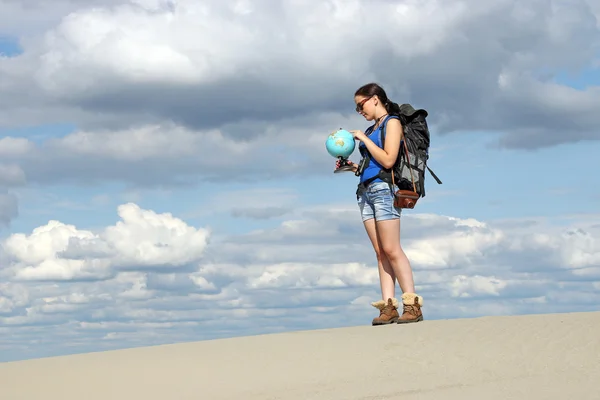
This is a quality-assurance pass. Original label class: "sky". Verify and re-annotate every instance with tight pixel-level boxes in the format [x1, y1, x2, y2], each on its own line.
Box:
[0, 0, 599, 362]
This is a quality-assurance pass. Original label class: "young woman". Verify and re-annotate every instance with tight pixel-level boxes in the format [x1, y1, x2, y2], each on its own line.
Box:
[337, 82, 423, 325]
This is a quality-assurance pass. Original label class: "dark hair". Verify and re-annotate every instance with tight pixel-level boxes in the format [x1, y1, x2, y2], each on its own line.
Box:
[354, 82, 401, 115]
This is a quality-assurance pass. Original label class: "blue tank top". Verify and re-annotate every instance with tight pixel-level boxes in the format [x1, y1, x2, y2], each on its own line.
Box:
[359, 115, 398, 184]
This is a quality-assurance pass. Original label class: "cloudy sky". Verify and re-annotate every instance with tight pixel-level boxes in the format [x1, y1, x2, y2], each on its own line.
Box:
[1, 0, 599, 362]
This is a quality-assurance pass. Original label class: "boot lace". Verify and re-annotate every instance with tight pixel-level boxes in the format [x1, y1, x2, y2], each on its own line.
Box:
[403, 304, 417, 316]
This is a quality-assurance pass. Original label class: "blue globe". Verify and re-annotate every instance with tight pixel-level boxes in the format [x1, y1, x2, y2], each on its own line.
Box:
[326, 129, 355, 159]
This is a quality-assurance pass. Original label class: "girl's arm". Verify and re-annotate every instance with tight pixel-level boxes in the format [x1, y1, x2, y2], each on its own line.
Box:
[352, 118, 402, 169]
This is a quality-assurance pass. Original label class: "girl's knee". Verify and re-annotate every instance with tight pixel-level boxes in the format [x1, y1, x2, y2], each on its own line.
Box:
[381, 245, 402, 260]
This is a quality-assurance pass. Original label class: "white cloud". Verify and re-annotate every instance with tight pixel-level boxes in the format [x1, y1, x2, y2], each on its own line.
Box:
[0, 138, 34, 157]
[0, 0, 597, 234]
[0, 0, 125, 37]
[450, 275, 508, 298]
[403, 216, 505, 269]
[1, 0, 599, 148]
[2, 203, 210, 281]
[245, 262, 377, 290]
[0, 111, 357, 187]
[1, 202, 598, 361]
[0, 283, 29, 315]
[0, 164, 26, 187]
[197, 187, 298, 220]
[116, 272, 155, 300]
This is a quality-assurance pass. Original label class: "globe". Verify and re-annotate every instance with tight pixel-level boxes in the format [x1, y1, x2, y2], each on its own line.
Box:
[325, 129, 355, 159]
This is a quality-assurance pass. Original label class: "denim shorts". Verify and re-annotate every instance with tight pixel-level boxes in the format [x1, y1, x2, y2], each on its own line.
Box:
[357, 181, 401, 222]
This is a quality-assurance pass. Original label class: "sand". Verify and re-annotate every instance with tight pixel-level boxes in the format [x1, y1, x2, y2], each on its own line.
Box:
[1, 311, 599, 400]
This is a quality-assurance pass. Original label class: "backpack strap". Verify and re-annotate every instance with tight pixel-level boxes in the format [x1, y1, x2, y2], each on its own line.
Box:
[378, 114, 400, 153]
[427, 165, 442, 184]
[358, 124, 376, 158]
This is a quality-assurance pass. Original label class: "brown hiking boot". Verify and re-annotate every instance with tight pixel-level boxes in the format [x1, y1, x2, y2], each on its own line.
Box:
[397, 293, 423, 324]
[371, 298, 399, 325]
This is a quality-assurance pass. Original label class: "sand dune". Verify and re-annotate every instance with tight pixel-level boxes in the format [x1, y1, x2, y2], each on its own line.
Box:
[1, 311, 599, 399]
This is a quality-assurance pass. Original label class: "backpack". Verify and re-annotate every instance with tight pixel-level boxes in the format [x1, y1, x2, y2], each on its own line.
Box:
[366, 104, 442, 199]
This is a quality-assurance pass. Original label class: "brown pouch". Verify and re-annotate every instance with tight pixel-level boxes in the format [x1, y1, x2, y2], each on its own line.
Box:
[394, 190, 419, 209]
[391, 130, 420, 209]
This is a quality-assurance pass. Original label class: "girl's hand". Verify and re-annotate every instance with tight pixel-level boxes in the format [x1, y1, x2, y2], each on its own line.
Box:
[335, 159, 357, 171]
[350, 129, 367, 142]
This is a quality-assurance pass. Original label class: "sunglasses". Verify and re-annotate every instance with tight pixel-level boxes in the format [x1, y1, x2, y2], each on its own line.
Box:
[355, 96, 372, 112]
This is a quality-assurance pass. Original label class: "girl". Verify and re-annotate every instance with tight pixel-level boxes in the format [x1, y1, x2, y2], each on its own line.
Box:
[338, 82, 424, 325]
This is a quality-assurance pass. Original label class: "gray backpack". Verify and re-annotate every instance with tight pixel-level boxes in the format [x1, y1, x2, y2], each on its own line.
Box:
[364, 104, 442, 199]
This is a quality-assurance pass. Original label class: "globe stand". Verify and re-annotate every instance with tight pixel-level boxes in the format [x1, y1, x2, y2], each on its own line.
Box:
[334, 156, 354, 173]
